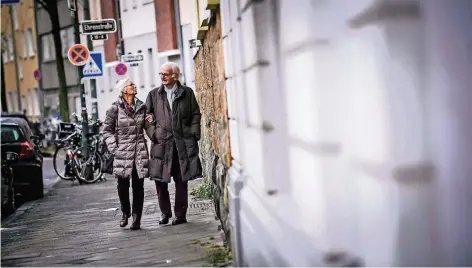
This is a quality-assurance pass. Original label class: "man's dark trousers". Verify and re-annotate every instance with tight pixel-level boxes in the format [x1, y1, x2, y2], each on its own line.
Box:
[155, 143, 188, 219]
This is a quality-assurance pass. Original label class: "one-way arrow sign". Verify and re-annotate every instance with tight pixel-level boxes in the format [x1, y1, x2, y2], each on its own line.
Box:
[121, 54, 144, 63]
[80, 19, 117, 35]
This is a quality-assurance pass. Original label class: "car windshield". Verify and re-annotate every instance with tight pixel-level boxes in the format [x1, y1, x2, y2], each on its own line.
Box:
[1, 125, 25, 144]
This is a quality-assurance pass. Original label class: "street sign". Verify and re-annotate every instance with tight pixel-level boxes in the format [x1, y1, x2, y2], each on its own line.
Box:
[80, 19, 117, 35]
[1, 0, 20, 5]
[68, 44, 89, 66]
[130, 63, 139, 67]
[189, 39, 202, 48]
[114, 63, 128, 76]
[67, 0, 76, 11]
[83, 51, 104, 79]
[33, 69, 41, 81]
[121, 54, 144, 63]
[91, 34, 108, 41]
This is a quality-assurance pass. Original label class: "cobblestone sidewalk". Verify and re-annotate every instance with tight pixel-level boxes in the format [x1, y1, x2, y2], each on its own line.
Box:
[1, 177, 222, 266]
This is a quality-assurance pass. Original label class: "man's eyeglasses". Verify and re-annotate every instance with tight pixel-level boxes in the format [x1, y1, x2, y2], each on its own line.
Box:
[159, 73, 174, 78]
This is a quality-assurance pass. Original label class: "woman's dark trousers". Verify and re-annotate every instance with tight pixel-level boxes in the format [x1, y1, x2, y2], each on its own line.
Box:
[117, 164, 144, 229]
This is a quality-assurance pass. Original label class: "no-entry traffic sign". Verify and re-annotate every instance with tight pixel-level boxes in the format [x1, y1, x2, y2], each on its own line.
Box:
[33, 69, 41, 81]
[115, 63, 128, 76]
[68, 44, 89, 66]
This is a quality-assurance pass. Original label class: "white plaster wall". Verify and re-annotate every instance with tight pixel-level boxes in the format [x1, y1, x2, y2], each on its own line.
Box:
[224, 0, 472, 266]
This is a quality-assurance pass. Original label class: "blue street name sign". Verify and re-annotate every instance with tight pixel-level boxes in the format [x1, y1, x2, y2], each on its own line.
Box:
[1, 0, 20, 5]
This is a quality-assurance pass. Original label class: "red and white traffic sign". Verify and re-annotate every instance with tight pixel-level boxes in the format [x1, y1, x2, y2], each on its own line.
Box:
[114, 63, 128, 76]
[68, 44, 89, 66]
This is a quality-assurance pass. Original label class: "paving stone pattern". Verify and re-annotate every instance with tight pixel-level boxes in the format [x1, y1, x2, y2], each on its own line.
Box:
[1, 177, 222, 267]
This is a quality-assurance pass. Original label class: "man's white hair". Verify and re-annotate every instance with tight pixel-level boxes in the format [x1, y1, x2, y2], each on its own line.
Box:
[115, 78, 132, 95]
[161, 61, 180, 80]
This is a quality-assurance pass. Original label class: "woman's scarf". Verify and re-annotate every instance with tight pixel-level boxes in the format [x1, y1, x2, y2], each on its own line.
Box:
[122, 97, 135, 114]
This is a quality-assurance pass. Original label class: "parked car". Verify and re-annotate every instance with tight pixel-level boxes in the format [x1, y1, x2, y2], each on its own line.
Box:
[2, 151, 19, 215]
[0, 117, 45, 200]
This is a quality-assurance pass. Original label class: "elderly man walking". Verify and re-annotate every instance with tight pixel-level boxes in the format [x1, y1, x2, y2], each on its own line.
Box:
[145, 62, 202, 225]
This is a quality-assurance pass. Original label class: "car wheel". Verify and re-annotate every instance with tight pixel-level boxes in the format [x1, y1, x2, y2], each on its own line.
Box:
[4, 186, 16, 215]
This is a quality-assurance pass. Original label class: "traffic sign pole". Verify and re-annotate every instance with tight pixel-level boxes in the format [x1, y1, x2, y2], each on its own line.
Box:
[83, 0, 99, 134]
[72, 0, 90, 161]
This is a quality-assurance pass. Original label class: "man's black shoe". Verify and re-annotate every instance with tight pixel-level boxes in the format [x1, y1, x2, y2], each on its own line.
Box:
[172, 218, 187, 225]
[120, 213, 131, 228]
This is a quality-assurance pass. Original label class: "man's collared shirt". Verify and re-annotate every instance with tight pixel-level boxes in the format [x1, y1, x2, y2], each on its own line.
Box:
[164, 83, 177, 111]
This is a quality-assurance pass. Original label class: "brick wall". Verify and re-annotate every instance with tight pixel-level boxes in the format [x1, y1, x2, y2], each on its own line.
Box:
[193, 9, 232, 245]
[154, 0, 178, 52]
[101, 0, 118, 62]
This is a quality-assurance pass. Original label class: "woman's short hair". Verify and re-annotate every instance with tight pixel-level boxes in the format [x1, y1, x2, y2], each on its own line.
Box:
[115, 78, 132, 95]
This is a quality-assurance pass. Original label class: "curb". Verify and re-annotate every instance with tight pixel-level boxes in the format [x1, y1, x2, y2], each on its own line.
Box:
[1, 176, 61, 227]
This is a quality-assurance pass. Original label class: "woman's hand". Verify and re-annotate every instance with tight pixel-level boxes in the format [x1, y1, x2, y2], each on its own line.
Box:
[145, 114, 154, 123]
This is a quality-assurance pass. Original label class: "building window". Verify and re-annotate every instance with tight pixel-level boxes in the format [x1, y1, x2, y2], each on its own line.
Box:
[33, 88, 40, 115]
[148, 48, 155, 87]
[60, 29, 68, 57]
[27, 28, 35, 56]
[12, 8, 18, 30]
[68, 27, 75, 48]
[49, 34, 56, 60]
[21, 95, 27, 114]
[18, 61, 23, 79]
[8, 34, 14, 61]
[41, 35, 50, 61]
[21, 32, 28, 58]
[8, 92, 13, 112]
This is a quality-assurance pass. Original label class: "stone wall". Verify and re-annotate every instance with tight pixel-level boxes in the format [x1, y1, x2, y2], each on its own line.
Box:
[193, 9, 232, 246]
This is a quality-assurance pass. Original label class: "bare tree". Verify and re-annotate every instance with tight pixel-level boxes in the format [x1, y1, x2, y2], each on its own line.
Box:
[36, 0, 70, 122]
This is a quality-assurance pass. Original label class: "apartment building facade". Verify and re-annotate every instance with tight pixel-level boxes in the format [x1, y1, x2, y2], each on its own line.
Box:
[182, 0, 472, 266]
[1, 0, 41, 119]
[35, 0, 88, 117]
[95, 0, 183, 121]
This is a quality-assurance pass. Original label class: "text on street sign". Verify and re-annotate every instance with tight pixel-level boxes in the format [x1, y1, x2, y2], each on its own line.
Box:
[121, 54, 144, 63]
[91, 34, 108, 41]
[80, 19, 117, 35]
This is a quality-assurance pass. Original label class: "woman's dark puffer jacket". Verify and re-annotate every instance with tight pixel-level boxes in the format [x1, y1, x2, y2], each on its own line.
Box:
[102, 97, 150, 179]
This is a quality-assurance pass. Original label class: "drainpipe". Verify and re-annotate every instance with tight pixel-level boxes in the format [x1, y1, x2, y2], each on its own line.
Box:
[174, 0, 186, 85]
[33, 0, 45, 116]
[115, 0, 125, 58]
[228, 164, 246, 266]
[9, 6, 21, 112]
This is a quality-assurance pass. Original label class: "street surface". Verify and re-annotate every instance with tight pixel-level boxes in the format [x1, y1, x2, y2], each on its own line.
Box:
[1, 169, 222, 266]
[42, 157, 62, 193]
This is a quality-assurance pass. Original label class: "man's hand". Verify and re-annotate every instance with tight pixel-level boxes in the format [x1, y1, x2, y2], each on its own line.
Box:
[145, 114, 154, 123]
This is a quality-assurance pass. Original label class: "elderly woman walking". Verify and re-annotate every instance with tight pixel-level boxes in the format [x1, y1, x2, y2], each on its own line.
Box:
[103, 78, 151, 230]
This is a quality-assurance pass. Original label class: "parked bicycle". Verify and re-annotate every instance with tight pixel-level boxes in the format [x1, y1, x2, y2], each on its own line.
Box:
[1, 152, 19, 215]
[52, 114, 104, 184]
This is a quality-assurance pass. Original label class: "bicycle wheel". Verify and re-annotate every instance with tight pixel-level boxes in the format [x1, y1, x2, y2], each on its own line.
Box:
[71, 147, 104, 184]
[53, 146, 75, 180]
